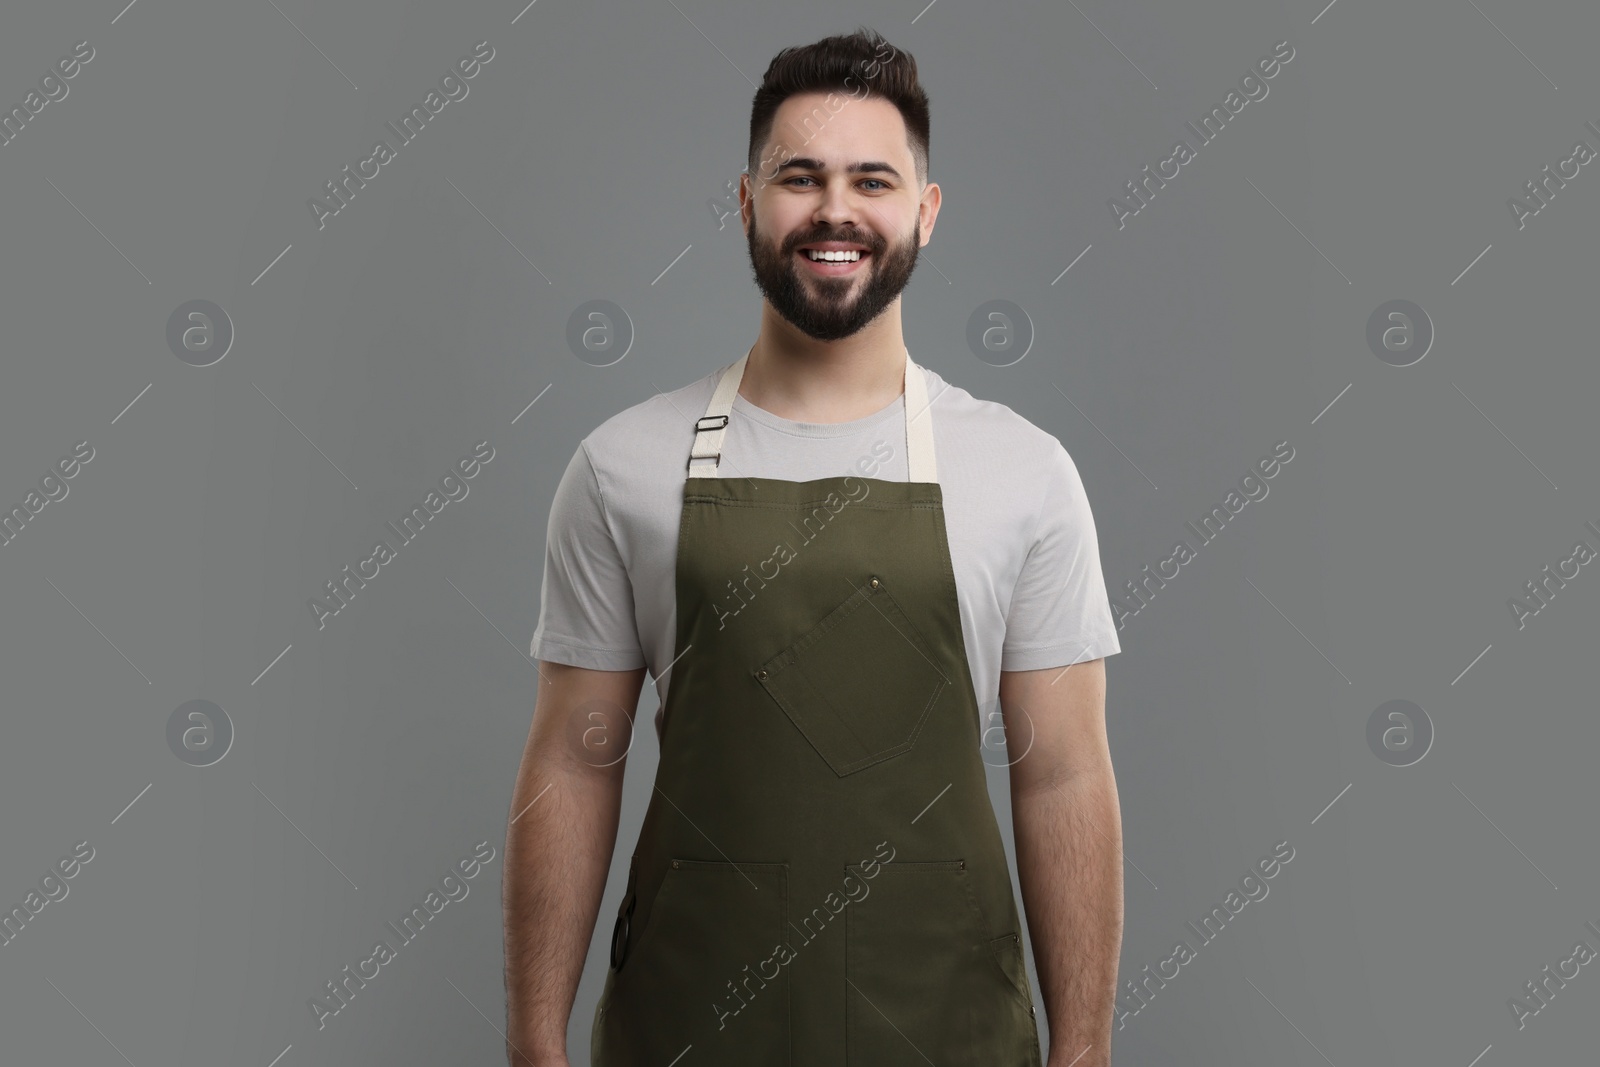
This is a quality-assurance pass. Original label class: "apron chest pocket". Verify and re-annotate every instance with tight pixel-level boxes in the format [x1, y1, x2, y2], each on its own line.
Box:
[754, 576, 947, 777]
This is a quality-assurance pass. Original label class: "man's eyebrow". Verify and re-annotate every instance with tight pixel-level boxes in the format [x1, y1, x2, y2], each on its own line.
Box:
[770, 157, 904, 182]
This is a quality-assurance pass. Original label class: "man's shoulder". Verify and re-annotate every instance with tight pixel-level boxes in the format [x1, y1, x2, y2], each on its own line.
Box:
[579, 362, 725, 470]
[924, 364, 1068, 466]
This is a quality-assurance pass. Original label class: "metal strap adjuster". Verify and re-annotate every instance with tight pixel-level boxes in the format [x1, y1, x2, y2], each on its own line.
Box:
[688, 414, 727, 472]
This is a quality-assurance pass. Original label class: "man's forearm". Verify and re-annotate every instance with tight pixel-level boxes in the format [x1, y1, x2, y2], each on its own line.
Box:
[1012, 763, 1124, 1067]
[503, 758, 622, 1065]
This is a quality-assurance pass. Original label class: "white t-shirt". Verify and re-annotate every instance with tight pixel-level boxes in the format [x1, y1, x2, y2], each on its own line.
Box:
[531, 359, 1122, 743]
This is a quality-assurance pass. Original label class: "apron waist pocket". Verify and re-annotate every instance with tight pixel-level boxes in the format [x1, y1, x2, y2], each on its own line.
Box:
[843, 860, 1042, 1066]
[596, 859, 790, 1066]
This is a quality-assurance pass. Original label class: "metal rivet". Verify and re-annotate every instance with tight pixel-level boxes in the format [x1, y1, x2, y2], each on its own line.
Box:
[671, 859, 680, 868]
[869, 576, 880, 589]
[958, 859, 965, 869]
[1029, 1004, 1036, 1017]
[756, 669, 768, 680]
[1013, 934, 1020, 943]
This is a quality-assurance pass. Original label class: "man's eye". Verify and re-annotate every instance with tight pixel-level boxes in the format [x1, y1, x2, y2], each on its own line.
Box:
[784, 176, 889, 191]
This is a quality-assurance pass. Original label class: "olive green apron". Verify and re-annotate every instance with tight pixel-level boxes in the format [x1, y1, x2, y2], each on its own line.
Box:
[592, 348, 1043, 1065]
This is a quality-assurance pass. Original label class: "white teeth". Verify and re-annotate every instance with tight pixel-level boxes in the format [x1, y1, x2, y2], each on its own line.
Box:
[806, 249, 862, 262]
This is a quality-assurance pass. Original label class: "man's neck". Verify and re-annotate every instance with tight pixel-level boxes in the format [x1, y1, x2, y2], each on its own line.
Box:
[741, 313, 909, 425]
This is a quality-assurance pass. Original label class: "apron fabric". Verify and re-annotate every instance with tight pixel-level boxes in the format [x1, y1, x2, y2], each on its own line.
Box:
[591, 348, 1044, 1066]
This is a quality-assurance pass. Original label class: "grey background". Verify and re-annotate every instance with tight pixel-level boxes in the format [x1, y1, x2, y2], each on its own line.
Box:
[0, 0, 1594, 1064]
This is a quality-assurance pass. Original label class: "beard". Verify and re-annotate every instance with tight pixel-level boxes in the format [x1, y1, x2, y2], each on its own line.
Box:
[746, 211, 921, 342]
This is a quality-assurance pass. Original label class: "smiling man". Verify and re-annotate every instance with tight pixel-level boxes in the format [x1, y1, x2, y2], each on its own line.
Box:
[504, 27, 1124, 1067]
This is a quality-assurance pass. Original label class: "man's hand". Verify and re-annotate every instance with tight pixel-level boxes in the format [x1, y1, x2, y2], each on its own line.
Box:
[1001, 657, 1123, 1067]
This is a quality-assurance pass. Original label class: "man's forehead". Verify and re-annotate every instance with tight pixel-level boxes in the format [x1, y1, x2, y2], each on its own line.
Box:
[771, 93, 906, 137]
[765, 127, 911, 169]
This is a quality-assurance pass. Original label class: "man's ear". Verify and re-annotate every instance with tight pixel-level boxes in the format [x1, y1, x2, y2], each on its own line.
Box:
[917, 181, 942, 247]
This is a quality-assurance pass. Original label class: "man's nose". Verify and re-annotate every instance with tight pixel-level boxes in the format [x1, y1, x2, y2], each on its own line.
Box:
[813, 181, 861, 228]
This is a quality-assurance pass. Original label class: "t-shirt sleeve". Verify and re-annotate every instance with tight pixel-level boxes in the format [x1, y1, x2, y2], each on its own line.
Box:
[529, 441, 648, 671]
[1001, 441, 1122, 671]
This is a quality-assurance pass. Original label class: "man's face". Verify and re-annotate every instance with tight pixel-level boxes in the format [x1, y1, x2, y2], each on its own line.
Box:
[744, 92, 934, 342]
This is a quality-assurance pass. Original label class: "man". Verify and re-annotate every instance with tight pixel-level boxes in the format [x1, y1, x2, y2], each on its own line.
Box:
[504, 27, 1123, 1067]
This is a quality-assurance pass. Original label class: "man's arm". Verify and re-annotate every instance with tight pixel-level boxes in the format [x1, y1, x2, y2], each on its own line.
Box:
[503, 660, 647, 1066]
[1002, 657, 1123, 1067]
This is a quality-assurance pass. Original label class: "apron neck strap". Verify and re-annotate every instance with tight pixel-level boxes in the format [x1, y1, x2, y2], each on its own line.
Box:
[688, 347, 937, 482]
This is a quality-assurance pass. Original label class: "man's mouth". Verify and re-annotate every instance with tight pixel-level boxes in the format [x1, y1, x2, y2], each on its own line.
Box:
[797, 246, 871, 275]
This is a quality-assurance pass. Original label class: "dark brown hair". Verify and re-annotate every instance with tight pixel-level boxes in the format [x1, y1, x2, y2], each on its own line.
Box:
[747, 27, 930, 188]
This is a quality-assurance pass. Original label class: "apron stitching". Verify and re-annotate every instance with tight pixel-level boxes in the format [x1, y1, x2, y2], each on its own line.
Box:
[681, 498, 944, 512]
